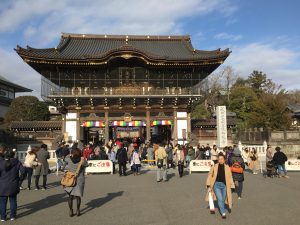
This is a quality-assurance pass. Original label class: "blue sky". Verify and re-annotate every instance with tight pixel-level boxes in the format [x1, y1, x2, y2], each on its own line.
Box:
[0, 0, 299, 97]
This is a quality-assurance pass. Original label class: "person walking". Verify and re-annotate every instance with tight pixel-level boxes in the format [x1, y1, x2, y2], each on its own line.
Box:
[155, 142, 168, 182]
[266, 145, 273, 162]
[64, 148, 88, 217]
[229, 151, 245, 199]
[147, 144, 154, 166]
[0, 149, 25, 221]
[206, 153, 235, 219]
[273, 147, 289, 178]
[55, 143, 64, 171]
[19, 146, 40, 190]
[211, 145, 218, 164]
[176, 146, 185, 178]
[249, 148, 259, 174]
[241, 148, 249, 167]
[131, 149, 141, 175]
[107, 146, 117, 174]
[166, 144, 173, 169]
[34, 144, 50, 190]
[116, 144, 128, 176]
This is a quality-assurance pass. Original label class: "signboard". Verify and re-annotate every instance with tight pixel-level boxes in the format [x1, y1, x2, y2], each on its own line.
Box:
[86, 160, 113, 174]
[286, 159, 300, 171]
[189, 160, 214, 173]
[216, 106, 228, 148]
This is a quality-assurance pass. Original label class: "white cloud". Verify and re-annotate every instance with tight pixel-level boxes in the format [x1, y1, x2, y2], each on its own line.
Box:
[0, 48, 41, 98]
[225, 43, 300, 89]
[214, 32, 243, 41]
[0, 0, 237, 46]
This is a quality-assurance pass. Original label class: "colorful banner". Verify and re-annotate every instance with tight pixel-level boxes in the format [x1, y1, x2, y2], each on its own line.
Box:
[111, 121, 146, 127]
[82, 121, 105, 127]
[151, 120, 173, 126]
[116, 127, 141, 138]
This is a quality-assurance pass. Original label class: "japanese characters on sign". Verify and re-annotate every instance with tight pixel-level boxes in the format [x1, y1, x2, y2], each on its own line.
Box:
[286, 160, 300, 171]
[189, 160, 214, 173]
[216, 106, 228, 148]
[86, 160, 113, 174]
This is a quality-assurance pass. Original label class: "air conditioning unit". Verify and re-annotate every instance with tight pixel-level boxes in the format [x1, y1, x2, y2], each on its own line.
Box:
[71, 87, 82, 95]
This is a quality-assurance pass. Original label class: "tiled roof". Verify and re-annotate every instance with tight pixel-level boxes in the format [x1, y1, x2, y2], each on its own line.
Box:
[15, 33, 230, 63]
[0, 75, 32, 92]
[192, 118, 236, 128]
[10, 121, 62, 131]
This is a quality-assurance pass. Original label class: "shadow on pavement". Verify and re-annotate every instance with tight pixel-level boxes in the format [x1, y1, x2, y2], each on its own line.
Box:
[81, 191, 124, 215]
[17, 193, 67, 218]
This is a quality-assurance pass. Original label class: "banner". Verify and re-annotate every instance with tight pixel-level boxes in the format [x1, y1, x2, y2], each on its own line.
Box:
[286, 159, 300, 171]
[116, 127, 141, 138]
[86, 160, 113, 174]
[189, 160, 214, 173]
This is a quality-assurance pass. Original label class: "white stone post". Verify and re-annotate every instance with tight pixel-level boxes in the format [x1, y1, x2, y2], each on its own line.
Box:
[216, 106, 228, 148]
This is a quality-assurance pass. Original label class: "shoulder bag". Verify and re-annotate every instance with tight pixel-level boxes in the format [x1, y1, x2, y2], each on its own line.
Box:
[61, 158, 83, 187]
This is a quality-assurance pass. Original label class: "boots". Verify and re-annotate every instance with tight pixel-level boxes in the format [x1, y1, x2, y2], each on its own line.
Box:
[76, 196, 81, 217]
[68, 196, 74, 217]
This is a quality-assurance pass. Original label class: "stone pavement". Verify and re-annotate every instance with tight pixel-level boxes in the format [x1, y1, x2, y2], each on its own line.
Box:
[12, 168, 300, 225]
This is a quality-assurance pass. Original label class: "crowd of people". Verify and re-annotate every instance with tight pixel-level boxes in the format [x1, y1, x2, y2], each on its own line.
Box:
[0, 140, 289, 221]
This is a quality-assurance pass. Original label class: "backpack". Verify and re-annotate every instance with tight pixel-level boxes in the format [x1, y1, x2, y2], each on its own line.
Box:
[230, 162, 243, 174]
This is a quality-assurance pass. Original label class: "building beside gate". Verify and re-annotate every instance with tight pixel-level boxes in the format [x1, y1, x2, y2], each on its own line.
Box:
[16, 33, 230, 145]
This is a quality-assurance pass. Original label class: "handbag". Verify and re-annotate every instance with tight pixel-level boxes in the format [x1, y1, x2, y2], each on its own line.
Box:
[61, 158, 83, 187]
[230, 162, 244, 174]
[157, 159, 164, 168]
[208, 189, 215, 213]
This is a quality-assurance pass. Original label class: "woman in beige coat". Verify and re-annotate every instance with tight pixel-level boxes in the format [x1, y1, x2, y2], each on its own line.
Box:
[206, 153, 235, 219]
[248, 148, 259, 174]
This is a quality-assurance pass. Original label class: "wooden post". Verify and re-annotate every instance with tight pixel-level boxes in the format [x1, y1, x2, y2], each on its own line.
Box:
[173, 109, 178, 145]
[105, 110, 109, 144]
[146, 110, 151, 142]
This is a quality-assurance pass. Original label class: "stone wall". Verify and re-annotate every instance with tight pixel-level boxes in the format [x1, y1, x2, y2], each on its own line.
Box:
[233, 129, 300, 158]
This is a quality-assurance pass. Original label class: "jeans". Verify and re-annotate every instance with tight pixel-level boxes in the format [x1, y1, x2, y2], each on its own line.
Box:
[118, 163, 127, 176]
[277, 164, 287, 176]
[234, 181, 243, 197]
[35, 175, 47, 189]
[0, 196, 17, 220]
[178, 163, 184, 177]
[157, 166, 167, 181]
[214, 182, 227, 215]
[57, 158, 64, 171]
[19, 167, 33, 188]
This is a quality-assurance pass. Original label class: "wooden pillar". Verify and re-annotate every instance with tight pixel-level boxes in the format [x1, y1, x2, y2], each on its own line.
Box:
[76, 111, 80, 142]
[172, 109, 178, 145]
[62, 114, 66, 133]
[105, 110, 109, 144]
[146, 110, 151, 142]
[187, 112, 191, 143]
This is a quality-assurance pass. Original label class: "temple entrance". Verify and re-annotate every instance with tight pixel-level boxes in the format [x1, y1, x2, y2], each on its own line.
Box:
[83, 127, 105, 144]
[151, 125, 172, 144]
[109, 120, 146, 144]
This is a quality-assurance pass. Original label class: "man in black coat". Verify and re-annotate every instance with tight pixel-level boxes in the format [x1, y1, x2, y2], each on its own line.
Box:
[0, 149, 25, 221]
[116, 144, 128, 176]
[272, 147, 288, 178]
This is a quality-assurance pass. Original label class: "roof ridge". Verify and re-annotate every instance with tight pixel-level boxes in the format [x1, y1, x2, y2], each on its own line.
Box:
[61, 32, 190, 40]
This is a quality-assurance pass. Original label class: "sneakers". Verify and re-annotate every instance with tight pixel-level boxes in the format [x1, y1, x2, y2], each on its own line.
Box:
[19, 186, 24, 190]
[10, 218, 15, 221]
[1, 219, 5, 222]
[238, 197, 242, 200]
[222, 213, 226, 219]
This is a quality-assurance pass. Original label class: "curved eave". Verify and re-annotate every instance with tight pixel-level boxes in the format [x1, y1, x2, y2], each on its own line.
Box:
[15, 49, 230, 66]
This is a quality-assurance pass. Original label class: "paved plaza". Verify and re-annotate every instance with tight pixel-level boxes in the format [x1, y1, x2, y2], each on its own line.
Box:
[12, 168, 300, 225]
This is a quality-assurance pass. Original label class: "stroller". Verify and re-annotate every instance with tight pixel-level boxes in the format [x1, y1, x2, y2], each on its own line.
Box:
[263, 160, 279, 178]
